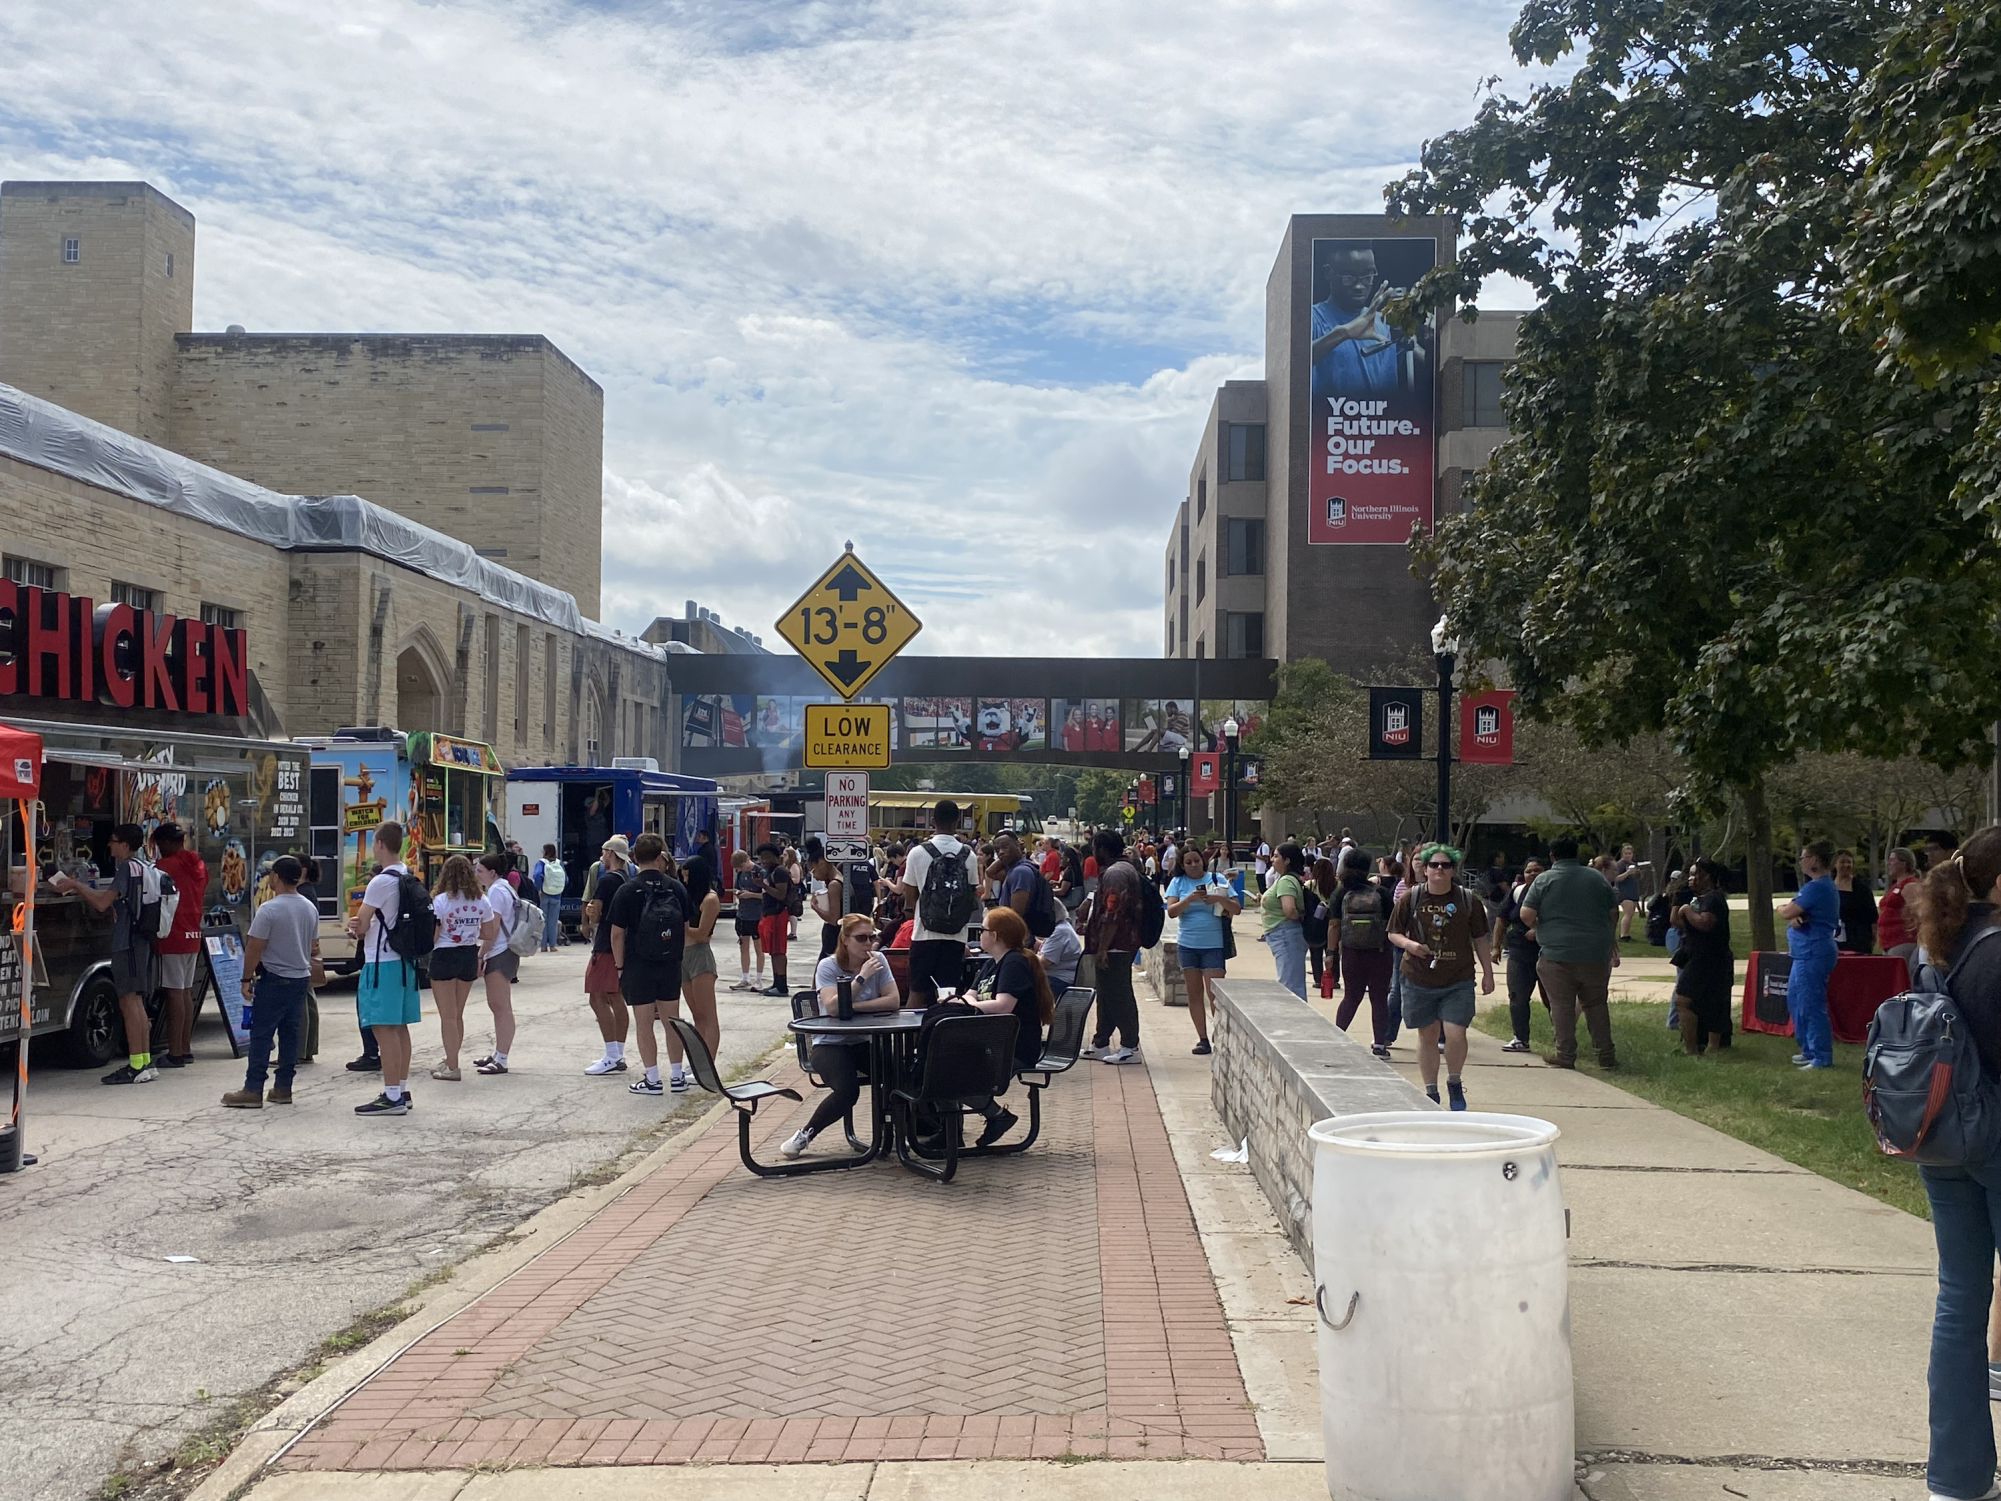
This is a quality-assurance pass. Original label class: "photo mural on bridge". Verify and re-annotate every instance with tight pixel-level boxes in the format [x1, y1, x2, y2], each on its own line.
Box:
[1306, 236, 1437, 545]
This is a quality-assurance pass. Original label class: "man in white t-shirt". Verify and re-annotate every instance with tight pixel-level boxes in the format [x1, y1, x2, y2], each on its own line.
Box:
[899, 799, 980, 1004]
[346, 822, 420, 1117]
[1254, 840, 1273, 882]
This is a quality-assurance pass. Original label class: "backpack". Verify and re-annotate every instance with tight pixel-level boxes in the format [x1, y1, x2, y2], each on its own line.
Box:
[537, 858, 568, 897]
[133, 859, 179, 942]
[380, 871, 438, 964]
[1022, 865, 1058, 941]
[917, 839, 980, 935]
[628, 873, 689, 965]
[1340, 885, 1388, 951]
[1864, 928, 2001, 1166]
[1130, 861, 1167, 950]
[504, 886, 542, 957]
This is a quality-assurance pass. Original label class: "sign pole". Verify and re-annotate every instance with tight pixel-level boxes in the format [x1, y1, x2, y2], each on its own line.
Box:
[6, 796, 34, 1171]
[1434, 649, 1455, 845]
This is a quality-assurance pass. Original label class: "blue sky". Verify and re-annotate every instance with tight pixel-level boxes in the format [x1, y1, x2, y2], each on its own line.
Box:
[0, 0, 1536, 655]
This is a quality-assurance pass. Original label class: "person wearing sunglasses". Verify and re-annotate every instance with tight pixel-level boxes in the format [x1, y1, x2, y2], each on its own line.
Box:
[780, 913, 900, 1159]
[1387, 843, 1496, 1110]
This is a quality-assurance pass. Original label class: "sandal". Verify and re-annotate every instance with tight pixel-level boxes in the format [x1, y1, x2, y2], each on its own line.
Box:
[475, 1057, 508, 1075]
[430, 1065, 461, 1081]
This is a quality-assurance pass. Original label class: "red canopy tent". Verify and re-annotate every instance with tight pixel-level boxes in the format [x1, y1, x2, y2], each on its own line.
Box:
[0, 721, 42, 1173]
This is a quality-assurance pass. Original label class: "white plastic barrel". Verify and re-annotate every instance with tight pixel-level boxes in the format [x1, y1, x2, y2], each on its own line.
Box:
[1309, 1111, 1572, 1501]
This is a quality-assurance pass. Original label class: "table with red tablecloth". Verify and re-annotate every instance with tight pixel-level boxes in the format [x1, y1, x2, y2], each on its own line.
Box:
[1739, 951, 1909, 1045]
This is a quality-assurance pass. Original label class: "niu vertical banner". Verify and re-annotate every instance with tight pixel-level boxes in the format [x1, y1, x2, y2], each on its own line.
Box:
[1459, 689, 1516, 764]
[1306, 236, 1438, 545]
[1368, 688, 1423, 760]
[1190, 752, 1220, 796]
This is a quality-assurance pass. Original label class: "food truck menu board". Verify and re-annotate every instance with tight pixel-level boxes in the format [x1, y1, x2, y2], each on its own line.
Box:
[201, 926, 250, 1057]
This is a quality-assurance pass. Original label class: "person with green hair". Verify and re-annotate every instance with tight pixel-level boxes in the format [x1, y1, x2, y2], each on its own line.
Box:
[1386, 842, 1495, 1109]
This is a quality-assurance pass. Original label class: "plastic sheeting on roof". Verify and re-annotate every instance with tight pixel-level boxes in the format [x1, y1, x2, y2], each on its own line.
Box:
[0, 381, 584, 635]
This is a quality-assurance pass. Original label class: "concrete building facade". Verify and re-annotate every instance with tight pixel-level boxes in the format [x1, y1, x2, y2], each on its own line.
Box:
[0, 181, 603, 615]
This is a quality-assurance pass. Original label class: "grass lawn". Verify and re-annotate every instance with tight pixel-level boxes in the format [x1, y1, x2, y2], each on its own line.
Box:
[1473, 997, 1929, 1220]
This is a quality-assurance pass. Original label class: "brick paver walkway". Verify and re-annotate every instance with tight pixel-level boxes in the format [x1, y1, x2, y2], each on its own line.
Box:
[283, 1055, 1262, 1470]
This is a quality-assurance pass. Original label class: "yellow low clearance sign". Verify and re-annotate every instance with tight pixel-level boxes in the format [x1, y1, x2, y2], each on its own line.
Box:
[804, 703, 892, 769]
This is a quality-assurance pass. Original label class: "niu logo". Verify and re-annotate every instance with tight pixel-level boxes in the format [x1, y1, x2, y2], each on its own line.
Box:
[1382, 702, 1411, 746]
[1326, 497, 1348, 525]
[1475, 705, 1500, 742]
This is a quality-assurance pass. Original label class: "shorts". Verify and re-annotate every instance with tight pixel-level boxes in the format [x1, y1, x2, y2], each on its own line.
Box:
[757, 913, 789, 956]
[585, 951, 620, 993]
[681, 942, 718, 983]
[621, 959, 682, 1009]
[484, 949, 520, 983]
[156, 951, 200, 990]
[1399, 976, 1477, 1030]
[1177, 946, 1226, 973]
[357, 960, 422, 1027]
[428, 945, 481, 984]
[735, 911, 761, 939]
[111, 948, 154, 999]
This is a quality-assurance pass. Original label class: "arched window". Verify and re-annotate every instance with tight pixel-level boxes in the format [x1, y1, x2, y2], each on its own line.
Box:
[583, 687, 603, 765]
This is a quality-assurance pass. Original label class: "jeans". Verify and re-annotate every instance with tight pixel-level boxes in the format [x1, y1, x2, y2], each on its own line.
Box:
[805, 1041, 867, 1137]
[1335, 945, 1393, 1045]
[1505, 948, 1541, 1043]
[1092, 953, 1139, 1049]
[244, 971, 310, 1091]
[541, 893, 563, 948]
[1385, 960, 1404, 1045]
[1788, 949, 1836, 1067]
[1921, 1158, 2001, 1499]
[1264, 921, 1308, 1000]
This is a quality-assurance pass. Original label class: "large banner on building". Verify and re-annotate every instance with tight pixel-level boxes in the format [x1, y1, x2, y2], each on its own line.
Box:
[1307, 237, 1437, 545]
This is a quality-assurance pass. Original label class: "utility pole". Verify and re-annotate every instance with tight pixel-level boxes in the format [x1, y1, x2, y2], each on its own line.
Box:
[1431, 617, 1456, 845]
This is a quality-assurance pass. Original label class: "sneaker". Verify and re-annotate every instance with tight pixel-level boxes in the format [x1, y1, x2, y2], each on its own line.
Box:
[220, 1088, 263, 1108]
[628, 1076, 664, 1097]
[1425, 1084, 1441, 1103]
[1799, 1061, 1831, 1071]
[1791, 1053, 1809, 1065]
[977, 1109, 1019, 1147]
[1080, 1046, 1111, 1061]
[779, 1127, 814, 1159]
[266, 1087, 293, 1104]
[345, 1054, 380, 1072]
[1447, 1080, 1467, 1112]
[1501, 1039, 1531, 1054]
[1191, 1039, 1212, 1056]
[102, 1062, 157, 1085]
[584, 1056, 627, 1075]
[669, 1069, 690, 1094]
[1437, 1039, 1447, 1054]
[1102, 1047, 1141, 1065]
[354, 1092, 408, 1116]
[762, 984, 790, 997]
[399, 1089, 414, 1111]
[157, 1053, 190, 1069]
[1370, 1044, 1392, 1060]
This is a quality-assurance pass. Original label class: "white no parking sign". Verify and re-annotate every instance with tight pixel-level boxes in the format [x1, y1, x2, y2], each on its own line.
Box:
[825, 772, 869, 841]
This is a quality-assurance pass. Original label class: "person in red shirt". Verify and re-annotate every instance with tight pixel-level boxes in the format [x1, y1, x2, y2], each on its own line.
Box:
[1877, 846, 1920, 954]
[1039, 837, 1062, 881]
[1060, 707, 1087, 753]
[151, 822, 208, 1066]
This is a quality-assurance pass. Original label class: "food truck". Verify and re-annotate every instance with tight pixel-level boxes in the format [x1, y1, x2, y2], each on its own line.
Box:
[0, 717, 309, 1066]
[300, 728, 506, 960]
[504, 760, 720, 929]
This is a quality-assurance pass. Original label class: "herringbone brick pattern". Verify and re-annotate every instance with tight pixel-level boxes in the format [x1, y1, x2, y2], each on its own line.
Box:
[282, 1050, 1262, 1470]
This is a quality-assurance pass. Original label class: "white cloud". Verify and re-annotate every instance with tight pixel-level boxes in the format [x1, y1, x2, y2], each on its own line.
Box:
[0, 0, 1539, 654]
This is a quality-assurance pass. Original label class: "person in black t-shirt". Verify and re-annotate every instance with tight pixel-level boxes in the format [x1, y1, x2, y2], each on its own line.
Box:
[1492, 858, 1545, 1054]
[582, 840, 631, 1075]
[1670, 859, 1734, 1055]
[609, 833, 695, 1096]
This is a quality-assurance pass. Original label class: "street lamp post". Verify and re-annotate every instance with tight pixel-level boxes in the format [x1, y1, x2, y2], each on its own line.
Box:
[1430, 616, 1457, 845]
[1178, 742, 1191, 839]
[1223, 716, 1241, 859]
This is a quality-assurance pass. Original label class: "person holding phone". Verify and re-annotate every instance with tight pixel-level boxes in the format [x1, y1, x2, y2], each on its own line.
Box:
[780, 913, 899, 1160]
[1166, 845, 1238, 1055]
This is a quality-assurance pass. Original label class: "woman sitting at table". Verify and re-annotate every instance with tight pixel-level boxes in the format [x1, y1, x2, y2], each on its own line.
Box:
[780, 913, 900, 1160]
[959, 906, 1055, 1146]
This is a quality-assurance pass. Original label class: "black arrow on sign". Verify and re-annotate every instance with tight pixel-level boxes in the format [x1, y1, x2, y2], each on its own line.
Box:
[824, 562, 874, 602]
[824, 649, 873, 688]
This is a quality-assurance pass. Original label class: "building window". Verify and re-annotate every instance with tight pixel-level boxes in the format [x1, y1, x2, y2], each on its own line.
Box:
[61, 237, 79, 264]
[111, 581, 160, 613]
[1195, 637, 1206, 659]
[1225, 518, 1265, 577]
[513, 624, 530, 744]
[1226, 423, 1266, 482]
[1196, 470, 1207, 519]
[1465, 361, 1507, 428]
[1166, 619, 1175, 655]
[482, 615, 501, 742]
[1227, 611, 1266, 660]
[1167, 556, 1176, 593]
[1195, 556, 1206, 604]
[164, 252, 174, 278]
[3, 555, 61, 590]
[583, 691, 602, 764]
[200, 602, 241, 630]
[543, 634, 558, 746]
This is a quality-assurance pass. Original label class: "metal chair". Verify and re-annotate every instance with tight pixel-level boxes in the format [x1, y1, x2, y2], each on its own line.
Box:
[668, 1015, 812, 1179]
[788, 990, 868, 1154]
[964, 986, 1095, 1157]
[891, 1013, 1019, 1183]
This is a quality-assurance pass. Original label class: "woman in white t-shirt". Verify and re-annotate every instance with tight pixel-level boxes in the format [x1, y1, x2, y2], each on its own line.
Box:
[427, 855, 496, 1081]
[473, 853, 520, 1075]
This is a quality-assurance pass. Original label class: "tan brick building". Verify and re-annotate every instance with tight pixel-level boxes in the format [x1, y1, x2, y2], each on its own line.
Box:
[0, 180, 602, 615]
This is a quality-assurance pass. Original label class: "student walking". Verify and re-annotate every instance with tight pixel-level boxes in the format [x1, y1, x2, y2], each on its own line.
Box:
[678, 856, 723, 1063]
[425, 855, 496, 1081]
[1258, 842, 1310, 1001]
[730, 848, 766, 990]
[532, 843, 568, 949]
[900, 801, 981, 1005]
[345, 822, 422, 1116]
[472, 853, 521, 1074]
[1520, 835, 1621, 1070]
[1332, 848, 1396, 1058]
[1779, 840, 1840, 1070]
[1165, 844, 1238, 1056]
[756, 843, 796, 997]
[1387, 843, 1495, 1109]
[54, 824, 161, 1085]
[609, 833, 695, 1095]
[583, 839, 632, 1074]
[221, 856, 323, 1107]
[1082, 830, 1145, 1063]
[1493, 857, 1545, 1053]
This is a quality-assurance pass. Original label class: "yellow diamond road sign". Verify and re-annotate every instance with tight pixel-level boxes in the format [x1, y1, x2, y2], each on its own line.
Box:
[804, 703, 892, 768]
[774, 547, 921, 700]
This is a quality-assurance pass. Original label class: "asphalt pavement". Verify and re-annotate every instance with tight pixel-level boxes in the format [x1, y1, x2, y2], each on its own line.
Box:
[0, 942, 792, 1501]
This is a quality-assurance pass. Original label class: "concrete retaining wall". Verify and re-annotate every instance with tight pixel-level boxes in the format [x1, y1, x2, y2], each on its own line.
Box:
[1210, 977, 1433, 1266]
[1141, 938, 1186, 1004]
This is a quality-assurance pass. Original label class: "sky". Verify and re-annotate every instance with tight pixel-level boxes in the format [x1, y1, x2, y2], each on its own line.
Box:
[0, 0, 1538, 657]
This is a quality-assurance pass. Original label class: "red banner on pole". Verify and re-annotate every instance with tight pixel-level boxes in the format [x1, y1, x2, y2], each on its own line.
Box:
[1190, 753, 1220, 797]
[1460, 689, 1515, 764]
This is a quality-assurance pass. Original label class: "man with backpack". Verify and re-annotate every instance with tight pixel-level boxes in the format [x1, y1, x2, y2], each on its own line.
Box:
[345, 821, 431, 1116]
[609, 833, 695, 1095]
[754, 843, 796, 997]
[1387, 843, 1496, 1110]
[1331, 848, 1397, 1060]
[900, 800, 981, 1005]
[987, 832, 1059, 942]
[1083, 830, 1152, 1064]
[532, 843, 568, 949]
[53, 822, 168, 1086]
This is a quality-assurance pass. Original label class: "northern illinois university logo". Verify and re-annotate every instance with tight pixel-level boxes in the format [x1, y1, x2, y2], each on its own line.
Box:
[1326, 496, 1348, 527]
[1474, 704, 1500, 744]
[1382, 700, 1412, 746]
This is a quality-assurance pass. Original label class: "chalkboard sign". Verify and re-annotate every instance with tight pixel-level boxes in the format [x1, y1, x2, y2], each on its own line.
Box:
[200, 926, 250, 1058]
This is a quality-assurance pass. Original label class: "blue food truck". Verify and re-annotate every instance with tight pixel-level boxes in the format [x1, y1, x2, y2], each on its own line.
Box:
[503, 761, 719, 931]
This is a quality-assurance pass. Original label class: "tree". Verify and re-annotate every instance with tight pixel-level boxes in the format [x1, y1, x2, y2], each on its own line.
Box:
[1387, 0, 2001, 951]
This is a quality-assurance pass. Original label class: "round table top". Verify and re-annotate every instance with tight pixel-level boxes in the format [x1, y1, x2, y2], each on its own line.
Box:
[787, 1009, 928, 1035]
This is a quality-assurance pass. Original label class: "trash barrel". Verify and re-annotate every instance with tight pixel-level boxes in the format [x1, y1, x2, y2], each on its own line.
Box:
[1309, 1111, 1571, 1501]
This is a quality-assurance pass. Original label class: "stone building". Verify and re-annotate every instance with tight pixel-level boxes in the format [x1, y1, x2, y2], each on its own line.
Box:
[0, 180, 602, 615]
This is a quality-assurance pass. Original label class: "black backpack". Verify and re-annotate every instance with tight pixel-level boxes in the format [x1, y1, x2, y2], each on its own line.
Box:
[1022, 866, 1058, 940]
[1865, 928, 2001, 1166]
[1130, 861, 1167, 950]
[629, 874, 689, 965]
[1340, 885, 1388, 951]
[917, 839, 980, 934]
[381, 871, 437, 964]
